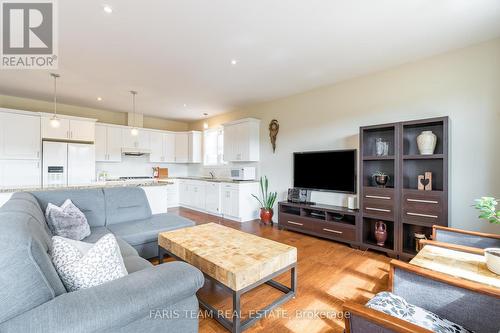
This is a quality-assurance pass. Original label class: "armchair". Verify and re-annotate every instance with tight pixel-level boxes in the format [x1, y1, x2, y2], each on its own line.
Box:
[343, 259, 500, 333]
[432, 225, 500, 249]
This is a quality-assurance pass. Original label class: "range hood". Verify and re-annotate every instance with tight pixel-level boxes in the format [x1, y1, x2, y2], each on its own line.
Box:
[121, 147, 151, 156]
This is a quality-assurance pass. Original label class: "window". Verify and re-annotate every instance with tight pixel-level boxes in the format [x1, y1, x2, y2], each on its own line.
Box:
[203, 127, 225, 166]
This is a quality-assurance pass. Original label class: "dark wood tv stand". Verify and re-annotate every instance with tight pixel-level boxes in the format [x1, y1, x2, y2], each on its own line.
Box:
[278, 201, 360, 247]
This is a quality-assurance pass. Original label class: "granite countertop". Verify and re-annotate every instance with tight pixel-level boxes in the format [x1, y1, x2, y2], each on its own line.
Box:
[0, 180, 174, 193]
[174, 176, 259, 184]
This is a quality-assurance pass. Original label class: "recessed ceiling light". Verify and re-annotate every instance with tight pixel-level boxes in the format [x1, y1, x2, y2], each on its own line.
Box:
[103, 5, 113, 13]
[183, 104, 187, 107]
[231, 59, 238, 65]
[97, 97, 103, 101]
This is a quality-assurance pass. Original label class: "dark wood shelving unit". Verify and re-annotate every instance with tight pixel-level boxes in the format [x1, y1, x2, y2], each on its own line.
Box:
[360, 117, 448, 260]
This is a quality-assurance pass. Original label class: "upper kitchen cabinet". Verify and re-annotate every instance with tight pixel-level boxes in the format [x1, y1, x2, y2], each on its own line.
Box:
[0, 110, 40, 160]
[41, 115, 96, 142]
[174, 131, 201, 163]
[188, 131, 202, 163]
[174, 132, 189, 163]
[223, 118, 260, 162]
[95, 124, 122, 162]
[122, 128, 150, 150]
[149, 131, 177, 163]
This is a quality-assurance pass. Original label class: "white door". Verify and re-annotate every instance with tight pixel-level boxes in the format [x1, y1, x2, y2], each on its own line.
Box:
[1, 159, 41, 187]
[221, 188, 232, 216]
[188, 132, 202, 163]
[95, 124, 107, 161]
[106, 126, 122, 162]
[41, 117, 70, 140]
[68, 144, 95, 185]
[175, 133, 189, 163]
[69, 120, 95, 141]
[149, 131, 164, 163]
[164, 133, 176, 163]
[0, 112, 41, 160]
[43, 141, 68, 186]
[205, 182, 221, 214]
[193, 183, 206, 210]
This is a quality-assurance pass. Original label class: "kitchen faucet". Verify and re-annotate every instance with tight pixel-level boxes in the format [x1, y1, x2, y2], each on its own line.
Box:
[209, 171, 215, 179]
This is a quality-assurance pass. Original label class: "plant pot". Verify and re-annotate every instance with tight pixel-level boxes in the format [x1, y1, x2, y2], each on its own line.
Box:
[260, 208, 274, 225]
[484, 248, 500, 275]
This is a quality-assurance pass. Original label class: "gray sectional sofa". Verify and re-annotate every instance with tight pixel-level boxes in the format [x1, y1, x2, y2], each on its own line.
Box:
[0, 187, 204, 332]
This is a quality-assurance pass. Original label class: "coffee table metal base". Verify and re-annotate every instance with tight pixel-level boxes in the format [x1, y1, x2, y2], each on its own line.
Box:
[159, 246, 297, 333]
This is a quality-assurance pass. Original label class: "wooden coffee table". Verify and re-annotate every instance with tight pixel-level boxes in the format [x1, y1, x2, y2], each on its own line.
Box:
[158, 223, 297, 333]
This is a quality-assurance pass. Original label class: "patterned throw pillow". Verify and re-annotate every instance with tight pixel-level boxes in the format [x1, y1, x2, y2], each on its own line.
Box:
[366, 292, 474, 333]
[45, 199, 91, 240]
[51, 234, 128, 292]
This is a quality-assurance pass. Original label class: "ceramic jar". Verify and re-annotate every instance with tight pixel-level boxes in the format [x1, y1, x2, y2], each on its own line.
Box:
[374, 221, 387, 246]
[260, 208, 273, 225]
[417, 131, 437, 155]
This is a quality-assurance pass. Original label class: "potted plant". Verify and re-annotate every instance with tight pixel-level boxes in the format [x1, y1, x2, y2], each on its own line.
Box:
[372, 171, 390, 187]
[474, 197, 500, 274]
[252, 176, 278, 225]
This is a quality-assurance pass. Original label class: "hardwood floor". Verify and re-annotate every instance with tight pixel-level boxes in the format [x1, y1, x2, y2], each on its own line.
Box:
[159, 207, 390, 333]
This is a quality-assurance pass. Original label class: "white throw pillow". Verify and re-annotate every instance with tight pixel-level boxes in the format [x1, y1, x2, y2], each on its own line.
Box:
[51, 234, 128, 292]
[45, 199, 91, 240]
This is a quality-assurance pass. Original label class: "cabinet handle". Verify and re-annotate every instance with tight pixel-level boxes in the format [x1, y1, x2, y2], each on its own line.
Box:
[407, 198, 439, 204]
[366, 195, 391, 200]
[66, 131, 70, 138]
[323, 228, 343, 234]
[70, 131, 73, 139]
[366, 207, 391, 213]
[287, 221, 303, 226]
[36, 162, 40, 168]
[36, 151, 40, 158]
[407, 212, 438, 219]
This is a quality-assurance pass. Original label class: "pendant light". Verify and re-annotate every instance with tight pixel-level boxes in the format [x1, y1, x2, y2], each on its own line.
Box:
[203, 113, 209, 129]
[49, 73, 61, 128]
[130, 91, 139, 136]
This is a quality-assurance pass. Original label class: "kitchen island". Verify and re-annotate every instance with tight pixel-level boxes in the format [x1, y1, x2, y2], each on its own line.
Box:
[0, 179, 174, 212]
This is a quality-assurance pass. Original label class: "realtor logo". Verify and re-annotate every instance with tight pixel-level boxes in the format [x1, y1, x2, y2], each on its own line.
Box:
[1, 0, 58, 69]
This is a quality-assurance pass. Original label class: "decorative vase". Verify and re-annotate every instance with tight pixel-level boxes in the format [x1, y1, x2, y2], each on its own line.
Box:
[417, 131, 437, 155]
[373, 175, 390, 187]
[374, 221, 387, 246]
[260, 208, 274, 225]
[484, 248, 500, 275]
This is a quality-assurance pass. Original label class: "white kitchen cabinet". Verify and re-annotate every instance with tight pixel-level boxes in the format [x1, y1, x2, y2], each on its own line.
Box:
[223, 118, 260, 162]
[188, 131, 202, 163]
[0, 159, 41, 187]
[122, 128, 150, 150]
[41, 117, 70, 140]
[205, 182, 221, 215]
[42, 116, 95, 141]
[95, 124, 122, 162]
[178, 180, 190, 206]
[175, 133, 189, 163]
[164, 133, 176, 163]
[178, 179, 259, 222]
[166, 179, 179, 208]
[69, 119, 95, 141]
[221, 186, 239, 218]
[149, 130, 164, 163]
[0, 111, 40, 160]
[140, 185, 168, 214]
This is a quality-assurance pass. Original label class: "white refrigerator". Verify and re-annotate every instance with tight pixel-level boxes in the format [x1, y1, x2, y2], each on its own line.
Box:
[42, 142, 96, 187]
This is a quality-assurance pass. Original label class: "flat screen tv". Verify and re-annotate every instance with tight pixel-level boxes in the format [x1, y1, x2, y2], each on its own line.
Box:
[293, 149, 357, 193]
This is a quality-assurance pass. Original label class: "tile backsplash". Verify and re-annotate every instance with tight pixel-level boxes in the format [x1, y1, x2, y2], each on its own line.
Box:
[96, 155, 189, 179]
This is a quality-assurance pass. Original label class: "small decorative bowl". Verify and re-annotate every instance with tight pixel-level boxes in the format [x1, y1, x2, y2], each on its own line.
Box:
[484, 248, 500, 275]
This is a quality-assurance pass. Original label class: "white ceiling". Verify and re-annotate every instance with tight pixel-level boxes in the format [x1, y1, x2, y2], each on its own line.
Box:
[1, 0, 500, 121]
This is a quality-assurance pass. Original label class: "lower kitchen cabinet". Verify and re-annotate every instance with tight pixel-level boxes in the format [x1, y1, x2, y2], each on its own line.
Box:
[177, 178, 259, 222]
[0, 159, 41, 187]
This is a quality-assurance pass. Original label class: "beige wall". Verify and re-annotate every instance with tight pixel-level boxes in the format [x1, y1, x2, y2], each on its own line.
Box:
[0, 94, 189, 131]
[190, 38, 500, 233]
